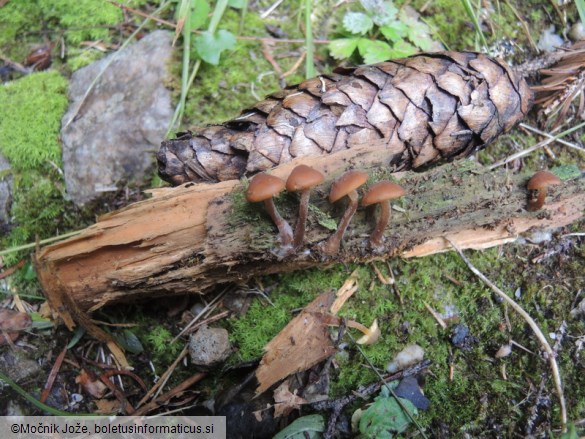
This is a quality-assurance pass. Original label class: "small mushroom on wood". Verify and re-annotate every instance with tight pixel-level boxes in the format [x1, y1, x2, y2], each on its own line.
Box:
[361, 181, 406, 251]
[526, 170, 561, 211]
[319, 170, 368, 256]
[246, 173, 293, 248]
[286, 165, 325, 251]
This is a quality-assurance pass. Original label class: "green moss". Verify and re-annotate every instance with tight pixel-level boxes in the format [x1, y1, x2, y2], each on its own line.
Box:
[143, 325, 183, 363]
[410, 0, 474, 50]
[0, 71, 68, 171]
[0, 71, 74, 265]
[230, 239, 585, 433]
[0, 0, 123, 60]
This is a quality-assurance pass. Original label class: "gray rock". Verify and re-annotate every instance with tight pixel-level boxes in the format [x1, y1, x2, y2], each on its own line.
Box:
[0, 152, 12, 228]
[61, 30, 174, 205]
[0, 349, 42, 383]
[189, 325, 232, 367]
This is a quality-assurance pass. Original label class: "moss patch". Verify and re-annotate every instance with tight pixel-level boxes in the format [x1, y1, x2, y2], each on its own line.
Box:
[0, 71, 68, 170]
[228, 241, 585, 433]
[0, 0, 122, 60]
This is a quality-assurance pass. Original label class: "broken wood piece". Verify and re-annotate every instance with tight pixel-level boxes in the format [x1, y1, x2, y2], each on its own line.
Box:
[255, 290, 338, 395]
[34, 140, 585, 329]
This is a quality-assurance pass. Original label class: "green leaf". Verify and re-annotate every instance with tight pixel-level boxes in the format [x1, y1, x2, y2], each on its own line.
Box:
[388, 40, 417, 58]
[328, 38, 360, 60]
[67, 326, 86, 349]
[359, 385, 418, 438]
[23, 261, 37, 281]
[191, 0, 211, 30]
[228, 0, 246, 8]
[357, 39, 393, 64]
[359, 0, 398, 27]
[195, 29, 236, 65]
[342, 12, 374, 35]
[273, 414, 325, 439]
[380, 21, 408, 42]
[399, 10, 433, 51]
[116, 329, 144, 354]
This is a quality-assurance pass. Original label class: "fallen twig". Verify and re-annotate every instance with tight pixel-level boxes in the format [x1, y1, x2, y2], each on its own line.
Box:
[132, 372, 206, 416]
[40, 345, 68, 403]
[312, 359, 432, 439]
[488, 121, 585, 169]
[446, 237, 567, 432]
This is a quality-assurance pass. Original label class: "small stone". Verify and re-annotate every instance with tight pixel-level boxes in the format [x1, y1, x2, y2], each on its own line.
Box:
[387, 344, 424, 373]
[394, 376, 430, 410]
[570, 298, 585, 318]
[0, 152, 12, 230]
[0, 350, 42, 383]
[61, 30, 174, 205]
[495, 344, 512, 359]
[537, 26, 564, 53]
[569, 22, 585, 41]
[189, 325, 232, 367]
[450, 324, 479, 351]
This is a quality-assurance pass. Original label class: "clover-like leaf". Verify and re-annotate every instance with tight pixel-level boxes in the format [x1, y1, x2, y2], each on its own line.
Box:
[388, 40, 417, 58]
[343, 12, 374, 35]
[360, 0, 398, 27]
[273, 414, 324, 439]
[399, 10, 434, 51]
[329, 38, 360, 60]
[380, 21, 408, 42]
[359, 384, 418, 438]
[357, 39, 393, 64]
[195, 29, 236, 65]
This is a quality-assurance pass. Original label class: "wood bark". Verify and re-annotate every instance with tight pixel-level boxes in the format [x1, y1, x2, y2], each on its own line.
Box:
[35, 140, 584, 328]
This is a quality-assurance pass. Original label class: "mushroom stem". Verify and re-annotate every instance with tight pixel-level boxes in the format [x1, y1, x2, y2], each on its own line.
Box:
[293, 189, 310, 250]
[263, 198, 293, 246]
[345, 319, 370, 335]
[370, 201, 390, 249]
[527, 189, 546, 211]
[320, 190, 359, 256]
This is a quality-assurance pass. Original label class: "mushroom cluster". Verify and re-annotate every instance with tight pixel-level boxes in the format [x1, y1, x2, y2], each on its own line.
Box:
[246, 166, 406, 258]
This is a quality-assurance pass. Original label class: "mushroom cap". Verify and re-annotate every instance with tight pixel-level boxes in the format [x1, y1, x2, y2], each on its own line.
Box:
[362, 181, 406, 206]
[286, 164, 325, 192]
[356, 319, 381, 345]
[329, 170, 368, 203]
[527, 170, 561, 190]
[246, 173, 286, 202]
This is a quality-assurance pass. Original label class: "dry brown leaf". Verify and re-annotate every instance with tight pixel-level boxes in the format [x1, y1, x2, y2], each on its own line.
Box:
[0, 309, 31, 345]
[76, 369, 108, 398]
[94, 398, 121, 414]
[272, 380, 308, 418]
[330, 269, 359, 315]
[255, 290, 337, 395]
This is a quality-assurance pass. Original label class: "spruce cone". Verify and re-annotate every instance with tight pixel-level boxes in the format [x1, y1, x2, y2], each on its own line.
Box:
[158, 52, 532, 185]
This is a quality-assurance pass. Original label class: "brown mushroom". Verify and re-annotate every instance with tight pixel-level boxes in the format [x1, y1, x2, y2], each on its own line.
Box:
[319, 170, 368, 256]
[361, 181, 406, 251]
[246, 173, 293, 248]
[286, 165, 325, 250]
[526, 170, 561, 211]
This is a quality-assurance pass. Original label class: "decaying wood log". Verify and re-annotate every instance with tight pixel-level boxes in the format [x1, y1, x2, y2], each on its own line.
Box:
[157, 52, 532, 185]
[35, 139, 584, 327]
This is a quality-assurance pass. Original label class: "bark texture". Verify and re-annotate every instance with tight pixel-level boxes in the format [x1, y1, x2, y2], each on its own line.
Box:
[158, 52, 532, 185]
[35, 143, 584, 325]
